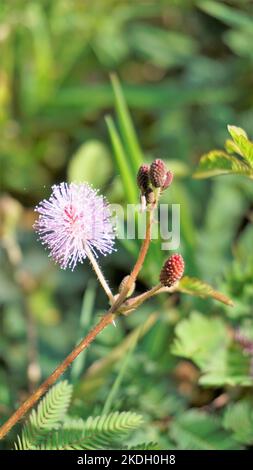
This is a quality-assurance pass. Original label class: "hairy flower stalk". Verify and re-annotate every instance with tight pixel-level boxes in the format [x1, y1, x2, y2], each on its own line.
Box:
[0, 162, 179, 440]
[34, 182, 115, 303]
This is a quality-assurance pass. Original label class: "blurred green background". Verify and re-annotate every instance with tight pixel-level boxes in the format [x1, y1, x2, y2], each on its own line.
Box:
[1, 0, 253, 449]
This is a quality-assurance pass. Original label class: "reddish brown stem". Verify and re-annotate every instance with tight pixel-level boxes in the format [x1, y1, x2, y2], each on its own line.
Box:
[0, 312, 115, 440]
[109, 210, 152, 312]
[0, 209, 154, 441]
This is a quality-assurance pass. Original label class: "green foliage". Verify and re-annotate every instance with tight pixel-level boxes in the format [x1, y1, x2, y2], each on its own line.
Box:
[178, 276, 234, 306]
[223, 400, 253, 446]
[169, 410, 240, 450]
[15, 381, 73, 450]
[68, 141, 112, 188]
[194, 126, 253, 179]
[172, 312, 253, 387]
[1, 0, 253, 452]
[15, 381, 145, 450]
[172, 312, 228, 369]
[127, 442, 160, 450]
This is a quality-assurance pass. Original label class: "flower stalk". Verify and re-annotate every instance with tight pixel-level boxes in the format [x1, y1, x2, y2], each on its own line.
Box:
[85, 244, 114, 304]
[0, 202, 154, 440]
[0, 158, 180, 441]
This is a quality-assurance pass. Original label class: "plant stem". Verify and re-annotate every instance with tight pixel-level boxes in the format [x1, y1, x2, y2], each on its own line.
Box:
[120, 283, 178, 315]
[109, 210, 153, 313]
[0, 206, 155, 440]
[0, 311, 115, 440]
[85, 244, 114, 305]
[120, 284, 162, 312]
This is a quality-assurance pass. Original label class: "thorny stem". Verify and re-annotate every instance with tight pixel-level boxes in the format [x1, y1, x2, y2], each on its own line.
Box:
[0, 206, 155, 440]
[85, 244, 114, 305]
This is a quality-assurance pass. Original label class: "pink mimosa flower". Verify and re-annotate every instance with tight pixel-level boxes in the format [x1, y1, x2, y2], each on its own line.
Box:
[34, 182, 115, 270]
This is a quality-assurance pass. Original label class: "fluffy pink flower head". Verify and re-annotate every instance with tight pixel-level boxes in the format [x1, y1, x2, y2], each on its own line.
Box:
[34, 182, 115, 270]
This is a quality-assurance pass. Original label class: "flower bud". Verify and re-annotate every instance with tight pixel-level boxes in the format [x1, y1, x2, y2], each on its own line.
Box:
[137, 164, 150, 193]
[150, 159, 166, 188]
[162, 170, 173, 191]
[119, 275, 136, 297]
[160, 254, 184, 287]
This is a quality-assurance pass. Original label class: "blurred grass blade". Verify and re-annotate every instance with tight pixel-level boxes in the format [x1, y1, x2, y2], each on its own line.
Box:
[24, 3, 54, 112]
[71, 280, 96, 381]
[110, 74, 143, 173]
[102, 332, 139, 415]
[106, 115, 138, 203]
[198, 1, 253, 31]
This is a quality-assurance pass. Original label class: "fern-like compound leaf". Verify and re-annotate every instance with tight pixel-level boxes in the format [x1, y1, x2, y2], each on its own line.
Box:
[41, 412, 144, 450]
[223, 400, 253, 445]
[15, 381, 73, 450]
[178, 276, 234, 306]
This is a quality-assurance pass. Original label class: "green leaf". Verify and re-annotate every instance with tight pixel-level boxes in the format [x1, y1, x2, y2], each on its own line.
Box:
[106, 115, 138, 203]
[199, 343, 253, 387]
[15, 381, 73, 450]
[110, 74, 143, 173]
[127, 442, 160, 450]
[177, 276, 234, 306]
[68, 140, 113, 188]
[227, 125, 253, 166]
[170, 410, 240, 450]
[193, 150, 253, 179]
[172, 312, 253, 387]
[227, 125, 248, 141]
[42, 412, 144, 450]
[171, 312, 228, 369]
[194, 125, 253, 179]
[129, 24, 197, 68]
[223, 400, 253, 445]
[198, 1, 253, 31]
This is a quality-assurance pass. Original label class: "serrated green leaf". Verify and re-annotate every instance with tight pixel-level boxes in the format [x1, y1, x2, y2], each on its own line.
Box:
[177, 276, 234, 306]
[171, 312, 228, 369]
[227, 125, 253, 166]
[193, 150, 253, 179]
[172, 312, 253, 387]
